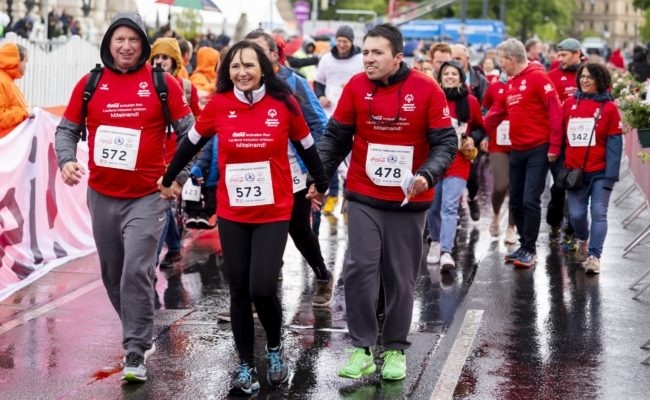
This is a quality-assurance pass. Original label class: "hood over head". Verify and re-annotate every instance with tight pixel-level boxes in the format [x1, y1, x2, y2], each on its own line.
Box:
[195, 46, 220, 75]
[0, 43, 23, 79]
[100, 12, 150, 73]
[517, 60, 547, 77]
[149, 38, 183, 77]
[438, 60, 466, 84]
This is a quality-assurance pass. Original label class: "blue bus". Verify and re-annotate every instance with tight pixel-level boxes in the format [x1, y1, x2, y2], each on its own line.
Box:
[400, 19, 505, 49]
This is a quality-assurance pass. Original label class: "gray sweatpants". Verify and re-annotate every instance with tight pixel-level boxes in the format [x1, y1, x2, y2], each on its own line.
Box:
[344, 201, 426, 350]
[87, 188, 167, 355]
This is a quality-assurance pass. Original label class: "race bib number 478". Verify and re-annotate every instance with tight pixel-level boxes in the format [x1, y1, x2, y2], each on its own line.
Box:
[365, 143, 414, 187]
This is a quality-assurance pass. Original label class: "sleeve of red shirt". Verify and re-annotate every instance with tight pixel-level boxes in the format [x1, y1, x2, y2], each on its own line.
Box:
[484, 91, 507, 134]
[332, 76, 357, 125]
[189, 84, 201, 117]
[428, 83, 452, 129]
[288, 96, 310, 141]
[166, 74, 192, 121]
[482, 85, 495, 110]
[194, 96, 219, 136]
[62, 74, 90, 125]
[606, 103, 623, 135]
[540, 75, 563, 155]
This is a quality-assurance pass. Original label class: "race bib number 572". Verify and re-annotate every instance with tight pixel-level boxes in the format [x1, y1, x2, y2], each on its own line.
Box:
[94, 125, 141, 170]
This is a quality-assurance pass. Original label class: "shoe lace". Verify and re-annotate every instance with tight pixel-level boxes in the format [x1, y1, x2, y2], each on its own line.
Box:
[125, 352, 143, 367]
[236, 363, 252, 382]
[345, 348, 368, 366]
[380, 350, 401, 364]
[266, 351, 284, 373]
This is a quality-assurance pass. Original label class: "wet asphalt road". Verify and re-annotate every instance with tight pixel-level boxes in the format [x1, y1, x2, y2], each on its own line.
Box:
[1, 165, 650, 399]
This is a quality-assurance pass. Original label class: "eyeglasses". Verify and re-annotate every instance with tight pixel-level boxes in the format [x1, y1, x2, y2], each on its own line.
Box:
[579, 75, 595, 81]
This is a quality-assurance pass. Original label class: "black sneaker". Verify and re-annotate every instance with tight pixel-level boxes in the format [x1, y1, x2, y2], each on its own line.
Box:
[122, 352, 146, 383]
[266, 343, 291, 385]
[504, 248, 524, 263]
[468, 199, 480, 221]
[159, 251, 182, 268]
[229, 363, 260, 395]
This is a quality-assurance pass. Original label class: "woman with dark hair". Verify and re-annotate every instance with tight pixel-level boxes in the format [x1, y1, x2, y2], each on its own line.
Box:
[426, 60, 484, 271]
[158, 41, 329, 395]
[561, 62, 622, 274]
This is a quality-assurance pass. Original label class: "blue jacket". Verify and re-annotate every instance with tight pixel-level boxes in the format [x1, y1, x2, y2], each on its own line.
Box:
[191, 136, 218, 187]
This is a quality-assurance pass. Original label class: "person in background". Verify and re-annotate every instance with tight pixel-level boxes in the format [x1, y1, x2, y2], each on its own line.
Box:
[314, 25, 364, 216]
[562, 62, 622, 274]
[628, 45, 650, 82]
[609, 49, 625, 71]
[429, 42, 453, 78]
[413, 53, 434, 78]
[480, 72, 517, 244]
[481, 56, 500, 84]
[149, 37, 201, 269]
[484, 38, 562, 268]
[159, 40, 329, 396]
[525, 38, 543, 63]
[547, 43, 560, 71]
[177, 38, 194, 79]
[190, 46, 220, 101]
[0, 43, 33, 138]
[426, 60, 484, 271]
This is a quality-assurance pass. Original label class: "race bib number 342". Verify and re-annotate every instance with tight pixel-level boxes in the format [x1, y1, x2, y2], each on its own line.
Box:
[567, 118, 596, 147]
[365, 143, 414, 187]
[94, 125, 141, 170]
[225, 161, 274, 207]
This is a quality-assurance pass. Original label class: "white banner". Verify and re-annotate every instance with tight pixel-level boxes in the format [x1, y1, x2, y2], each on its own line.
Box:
[0, 108, 95, 298]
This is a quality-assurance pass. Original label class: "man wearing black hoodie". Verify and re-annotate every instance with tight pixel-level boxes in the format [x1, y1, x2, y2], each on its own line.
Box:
[54, 12, 194, 383]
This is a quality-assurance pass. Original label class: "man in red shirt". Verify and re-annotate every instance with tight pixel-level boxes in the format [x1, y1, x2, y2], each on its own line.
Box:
[319, 24, 457, 381]
[55, 12, 193, 383]
[547, 37, 584, 239]
[485, 38, 563, 268]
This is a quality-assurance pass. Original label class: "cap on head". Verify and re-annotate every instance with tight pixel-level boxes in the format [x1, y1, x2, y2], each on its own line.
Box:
[336, 25, 354, 43]
[557, 38, 582, 53]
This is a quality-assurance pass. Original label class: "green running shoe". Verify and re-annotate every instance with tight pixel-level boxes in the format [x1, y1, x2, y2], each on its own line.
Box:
[380, 350, 406, 381]
[338, 348, 376, 379]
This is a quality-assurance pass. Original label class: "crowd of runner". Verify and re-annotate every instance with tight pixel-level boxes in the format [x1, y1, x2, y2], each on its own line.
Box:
[0, 9, 629, 396]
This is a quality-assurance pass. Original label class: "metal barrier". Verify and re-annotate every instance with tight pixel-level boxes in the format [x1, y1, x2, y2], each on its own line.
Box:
[622, 131, 650, 258]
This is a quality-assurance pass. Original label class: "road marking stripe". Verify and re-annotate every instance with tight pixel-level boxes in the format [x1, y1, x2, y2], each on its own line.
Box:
[0, 279, 103, 336]
[430, 309, 483, 400]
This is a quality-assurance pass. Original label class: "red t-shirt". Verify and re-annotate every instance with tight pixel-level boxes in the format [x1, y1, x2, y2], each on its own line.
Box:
[485, 62, 562, 154]
[164, 76, 201, 164]
[482, 81, 510, 153]
[445, 94, 484, 180]
[549, 67, 578, 104]
[64, 64, 191, 198]
[333, 70, 452, 203]
[195, 91, 310, 223]
[562, 98, 621, 172]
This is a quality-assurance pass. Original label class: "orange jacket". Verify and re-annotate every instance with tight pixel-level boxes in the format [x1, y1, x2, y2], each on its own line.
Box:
[0, 43, 29, 138]
[190, 47, 219, 95]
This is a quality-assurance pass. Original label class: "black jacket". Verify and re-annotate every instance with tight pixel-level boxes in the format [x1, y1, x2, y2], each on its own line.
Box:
[318, 63, 457, 212]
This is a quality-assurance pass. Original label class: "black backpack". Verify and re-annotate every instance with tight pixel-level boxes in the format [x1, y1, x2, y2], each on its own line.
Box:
[79, 63, 172, 140]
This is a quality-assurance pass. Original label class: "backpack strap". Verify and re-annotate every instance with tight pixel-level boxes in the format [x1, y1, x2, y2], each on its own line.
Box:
[152, 63, 173, 140]
[80, 63, 103, 141]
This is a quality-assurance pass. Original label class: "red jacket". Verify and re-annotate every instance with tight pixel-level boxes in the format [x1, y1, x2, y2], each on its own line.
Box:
[484, 62, 563, 155]
[549, 67, 578, 104]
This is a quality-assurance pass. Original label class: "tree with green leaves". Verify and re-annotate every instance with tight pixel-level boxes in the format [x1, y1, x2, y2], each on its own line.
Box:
[172, 9, 203, 40]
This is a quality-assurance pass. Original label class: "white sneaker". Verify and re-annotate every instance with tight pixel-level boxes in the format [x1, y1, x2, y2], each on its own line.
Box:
[585, 255, 600, 274]
[440, 252, 456, 272]
[504, 225, 517, 244]
[426, 242, 440, 264]
[489, 214, 501, 237]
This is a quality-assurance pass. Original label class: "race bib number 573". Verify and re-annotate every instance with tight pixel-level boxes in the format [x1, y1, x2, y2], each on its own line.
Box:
[225, 161, 274, 207]
[365, 143, 414, 187]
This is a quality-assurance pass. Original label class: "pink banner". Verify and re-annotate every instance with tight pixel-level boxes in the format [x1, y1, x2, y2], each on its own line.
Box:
[624, 129, 650, 201]
[0, 108, 95, 293]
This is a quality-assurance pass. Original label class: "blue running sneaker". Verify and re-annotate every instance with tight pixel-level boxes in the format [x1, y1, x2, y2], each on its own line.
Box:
[266, 343, 290, 385]
[513, 250, 537, 268]
[229, 363, 260, 395]
[504, 248, 524, 263]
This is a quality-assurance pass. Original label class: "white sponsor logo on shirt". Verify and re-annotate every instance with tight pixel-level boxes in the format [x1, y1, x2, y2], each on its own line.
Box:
[265, 108, 279, 127]
[137, 81, 151, 97]
[228, 111, 237, 119]
[544, 83, 554, 93]
[364, 93, 374, 100]
[100, 83, 109, 91]
[402, 93, 416, 112]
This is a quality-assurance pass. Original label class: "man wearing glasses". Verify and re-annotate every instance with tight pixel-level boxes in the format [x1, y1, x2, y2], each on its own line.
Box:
[318, 24, 457, 381]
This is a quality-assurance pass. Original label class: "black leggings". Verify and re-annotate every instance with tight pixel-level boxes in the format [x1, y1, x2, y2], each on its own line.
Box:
[289, 189, 329, 280]
[218, 217, 290, 365]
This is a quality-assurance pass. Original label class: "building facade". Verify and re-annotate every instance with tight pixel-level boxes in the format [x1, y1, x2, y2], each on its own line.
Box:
[572, 0, 644, 50]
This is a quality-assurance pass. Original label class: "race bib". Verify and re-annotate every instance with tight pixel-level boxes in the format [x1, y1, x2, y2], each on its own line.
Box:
[567, 118, 596, 147]
[181, 180, 201, 202]
[94, 125, 141, 170]
[225, 161, 274, 206]
[290, 157, 307, 193]
[496, 120, 511, 146]
[451, 117, 467, 149]
[366, 143, 414, 187]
